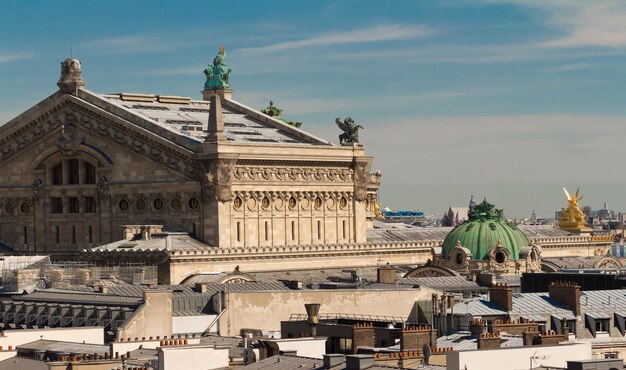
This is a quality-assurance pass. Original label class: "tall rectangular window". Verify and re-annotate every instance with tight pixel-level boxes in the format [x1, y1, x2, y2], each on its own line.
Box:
[264, 221, 269, 241]
[55, 226, 60, 244]
[51, 198, 63, 214]
[84, 162, 96, 184]
[71, 226, 76, 244]
[317, 220, 321, 240]
[291, 221, 295, 241]
[84, 196, 96, 213]
[23, 226, 27, 244]
[68, 197, 79, 213]
[342, 220, 346, 239]
[68, 159, 79, 184]
[236, 222, 241, 242]
[52, 164, 63, 185]
[88, 225, 93, 243]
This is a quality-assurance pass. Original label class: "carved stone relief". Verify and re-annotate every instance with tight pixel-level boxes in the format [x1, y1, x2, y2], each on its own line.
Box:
[233, 165, 353, 183]
[353, 161, 369, 201]
[201, 158, 237, 203]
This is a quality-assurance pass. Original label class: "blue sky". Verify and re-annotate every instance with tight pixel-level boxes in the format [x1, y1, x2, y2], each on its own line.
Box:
[1, 0, 626, 218]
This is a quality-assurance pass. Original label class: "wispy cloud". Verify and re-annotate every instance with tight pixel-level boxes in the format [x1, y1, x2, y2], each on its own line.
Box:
[0, 52, 32, 63]
[540, 62, 592, 73]
[80, 33, 208, 55]
[145, 66, 205, 76]
[539, 2, 626, 49]
[81, 35, 166, 54]
[237, 24, 433, 54]
[487, 1, 626, 49]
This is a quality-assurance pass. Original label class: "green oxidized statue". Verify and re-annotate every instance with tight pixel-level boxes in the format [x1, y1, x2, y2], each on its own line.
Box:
[204, 46, 232, 91]
[335, 116, 363, 144]
[261, 101, 303, 128]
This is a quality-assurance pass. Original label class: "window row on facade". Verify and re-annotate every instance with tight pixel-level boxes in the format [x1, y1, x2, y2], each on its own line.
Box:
[50, 196, 96, 214]
[117, 197, 200, 213]
[232, 194, 350, 212]
[51, 159, 97, 185]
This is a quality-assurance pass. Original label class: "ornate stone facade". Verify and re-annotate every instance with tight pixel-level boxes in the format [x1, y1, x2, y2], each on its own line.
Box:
[0, 60, 379, 257]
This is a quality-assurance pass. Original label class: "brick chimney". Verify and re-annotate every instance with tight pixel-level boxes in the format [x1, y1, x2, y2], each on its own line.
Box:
[477, 332, 501, 350]
[489, 283, 513, 311]
[548, 281, 581, 316]
[522, 327, 539, 346]
[400, 325, 434, 351]
[538, 330, 568, 345]
[469, 319, 486, 336]
[352, 322, 375, 353]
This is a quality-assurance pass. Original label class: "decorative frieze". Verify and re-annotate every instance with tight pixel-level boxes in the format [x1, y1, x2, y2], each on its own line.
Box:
[231, 191, 352, 212]
[232, 166, 353, 183]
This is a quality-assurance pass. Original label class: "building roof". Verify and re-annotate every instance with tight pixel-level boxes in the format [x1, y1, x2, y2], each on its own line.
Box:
[241, 355, 445, 370]
[0, 357, 48, 370]
[518, 226, 574, 238]
[403, 276, 487, 293]
[0, 255, 50, 271]
[454, 291, 578, 320]
[442, 200, 529, 260]
[96, 92, 331, 146]
[88, 231, 211, 253]
[367, 227, 451, 243]
[543, 256, 619, 271]
[17, 339, 109, 356]
[437, 330, 523, 351]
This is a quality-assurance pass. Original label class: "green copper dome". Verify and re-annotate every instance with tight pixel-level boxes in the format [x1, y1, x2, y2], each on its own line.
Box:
[442, 199, 529, 260]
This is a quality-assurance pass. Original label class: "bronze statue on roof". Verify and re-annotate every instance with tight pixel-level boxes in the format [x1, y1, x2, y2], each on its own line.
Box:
[335, 116, 363, 144]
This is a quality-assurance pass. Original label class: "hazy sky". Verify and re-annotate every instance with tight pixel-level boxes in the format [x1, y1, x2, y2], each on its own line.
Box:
[1, 1, 626, 218]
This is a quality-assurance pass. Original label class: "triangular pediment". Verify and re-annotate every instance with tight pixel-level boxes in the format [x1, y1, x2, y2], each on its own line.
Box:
[0, 92, 200, 179]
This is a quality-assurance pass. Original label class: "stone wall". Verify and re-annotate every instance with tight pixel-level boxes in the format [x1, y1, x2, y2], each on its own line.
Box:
[217, 287, 438, 337]
[116, 290, 173, 340]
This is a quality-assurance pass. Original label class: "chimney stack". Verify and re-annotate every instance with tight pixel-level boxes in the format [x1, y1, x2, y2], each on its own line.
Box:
[548, 281, 581, 316]
[477, 332, 502, 350]
[305, 303, 321, 337]
[489, 284, 513, 311]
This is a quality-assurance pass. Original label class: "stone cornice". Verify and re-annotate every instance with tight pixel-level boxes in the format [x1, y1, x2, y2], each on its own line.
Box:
[84, 240, 438, 262]
[167, 241, 437, 262]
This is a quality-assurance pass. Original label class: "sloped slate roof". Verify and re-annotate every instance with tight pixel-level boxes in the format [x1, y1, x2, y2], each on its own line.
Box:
[402, 276, 486, 292]
[88, 232, 212, 252]
[0, 357, 48, 370]
[437, 331, 522, 351]
[98, 93, 330, 146]
[367, 228, 451, 243]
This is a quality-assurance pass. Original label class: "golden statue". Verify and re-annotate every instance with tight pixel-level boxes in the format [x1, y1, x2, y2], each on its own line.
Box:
[559, 187, 587, 230]
[374, 198, 385, 219]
